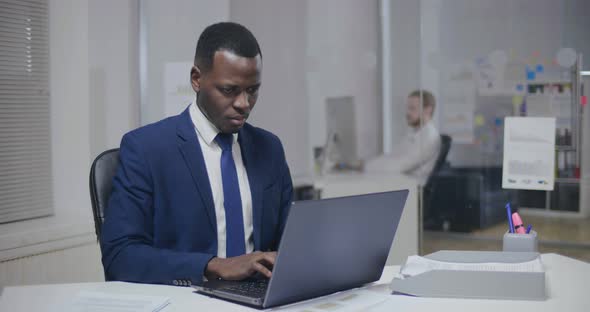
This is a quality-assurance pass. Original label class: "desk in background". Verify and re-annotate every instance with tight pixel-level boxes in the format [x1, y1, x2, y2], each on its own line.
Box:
[293, 172, 418, 265]
[1, 254, 587, 311]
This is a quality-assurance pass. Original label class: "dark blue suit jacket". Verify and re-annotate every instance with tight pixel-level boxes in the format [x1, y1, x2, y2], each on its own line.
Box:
[100, 107, 293, 285]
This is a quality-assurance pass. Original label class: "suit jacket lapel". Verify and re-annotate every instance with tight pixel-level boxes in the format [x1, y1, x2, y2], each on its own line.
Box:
[238, 127, 263, 251]
[176, 108, 217, 233]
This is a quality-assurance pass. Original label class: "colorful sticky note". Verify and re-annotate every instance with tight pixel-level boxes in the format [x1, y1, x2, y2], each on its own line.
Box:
[582, 96, 588, 106]
[527, 71, 536, 81]
[509, 48, 517, 60]
[475, 115, 485, 126]
[536, 64, 544, 73]
[495, 117, 503, 126]
[512, 95, 524, 106]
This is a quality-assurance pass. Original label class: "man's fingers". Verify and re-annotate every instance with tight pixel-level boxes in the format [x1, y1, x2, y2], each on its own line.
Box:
[259, 252, 276, 266]
[253, 262, 272, 278]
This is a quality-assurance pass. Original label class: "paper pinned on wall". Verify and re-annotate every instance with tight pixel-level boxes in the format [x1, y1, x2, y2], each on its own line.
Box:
[502, 117, 556, 191]
[164, 62, 194, 117]
[440, 76, 476, 144]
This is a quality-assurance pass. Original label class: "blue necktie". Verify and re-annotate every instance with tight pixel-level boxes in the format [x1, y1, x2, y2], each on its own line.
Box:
[215, 133, 246, 257]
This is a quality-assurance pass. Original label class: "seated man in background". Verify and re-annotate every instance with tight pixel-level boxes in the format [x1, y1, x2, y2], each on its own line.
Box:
[100, 22, 293, 286]
[367, 90, 441, 185]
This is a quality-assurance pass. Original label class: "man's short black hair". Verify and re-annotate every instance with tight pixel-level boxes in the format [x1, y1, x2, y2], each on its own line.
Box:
[194, 22, 262, 72]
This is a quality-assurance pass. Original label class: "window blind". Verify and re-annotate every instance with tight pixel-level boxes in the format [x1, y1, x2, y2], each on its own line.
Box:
[0, 0, 52, 223]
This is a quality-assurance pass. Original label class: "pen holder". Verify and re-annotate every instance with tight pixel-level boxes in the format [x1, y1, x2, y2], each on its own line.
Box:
[503, 230, 538, 252]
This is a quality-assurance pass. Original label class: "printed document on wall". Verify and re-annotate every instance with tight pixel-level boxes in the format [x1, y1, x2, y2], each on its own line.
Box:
[164, 62, 193, 117]
[502, 117, 555, 190]
[440, 79, 476, 144]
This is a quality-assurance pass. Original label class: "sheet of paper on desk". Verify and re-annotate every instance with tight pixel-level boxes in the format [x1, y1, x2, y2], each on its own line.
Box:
[400, 255, 544, 278]
[66, 291, 171, 312]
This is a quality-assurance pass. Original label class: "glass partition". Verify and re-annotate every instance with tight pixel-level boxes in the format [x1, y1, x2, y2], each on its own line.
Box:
[413, 0, 590, 261]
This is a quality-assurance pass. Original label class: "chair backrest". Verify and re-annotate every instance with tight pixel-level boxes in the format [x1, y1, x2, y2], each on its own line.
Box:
[422, 134, 452, 228]
[89, 148, 120, 241]
[434, 134, 452, 174]
[424, 134, 452, 189]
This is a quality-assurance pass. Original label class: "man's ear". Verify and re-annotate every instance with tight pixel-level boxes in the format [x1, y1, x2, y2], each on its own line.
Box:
[191, 65, 201, 93]
[423, 105, 433, 117]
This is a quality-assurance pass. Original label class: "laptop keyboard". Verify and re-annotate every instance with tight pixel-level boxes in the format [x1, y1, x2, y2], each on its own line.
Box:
[220, 279, 269, 298]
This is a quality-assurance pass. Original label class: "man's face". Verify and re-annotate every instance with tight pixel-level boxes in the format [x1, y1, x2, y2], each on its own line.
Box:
[406, 96, 422, 128]
[191, 50, 262, 133]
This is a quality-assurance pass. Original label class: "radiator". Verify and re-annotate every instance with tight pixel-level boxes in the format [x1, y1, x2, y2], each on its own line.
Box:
[0, 242, 104, 287]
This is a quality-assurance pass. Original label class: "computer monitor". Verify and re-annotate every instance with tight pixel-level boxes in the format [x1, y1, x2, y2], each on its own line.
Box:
[325, 96, 359, 167]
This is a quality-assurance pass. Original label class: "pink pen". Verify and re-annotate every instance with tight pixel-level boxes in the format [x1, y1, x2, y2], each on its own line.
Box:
[512, 212, 526, 234]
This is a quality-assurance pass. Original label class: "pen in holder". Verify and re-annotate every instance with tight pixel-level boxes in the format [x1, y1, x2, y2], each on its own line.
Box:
[503, 230, 538, 252]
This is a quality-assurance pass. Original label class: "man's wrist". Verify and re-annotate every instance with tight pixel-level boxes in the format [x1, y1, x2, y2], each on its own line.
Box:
[205, 257, 223, 280]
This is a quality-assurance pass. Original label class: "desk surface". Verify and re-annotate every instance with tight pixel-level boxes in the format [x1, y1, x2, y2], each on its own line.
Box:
[1, 253, 588, 312]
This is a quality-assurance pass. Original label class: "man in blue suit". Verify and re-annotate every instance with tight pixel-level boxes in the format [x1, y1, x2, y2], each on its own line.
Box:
[100, 22, 293, 286]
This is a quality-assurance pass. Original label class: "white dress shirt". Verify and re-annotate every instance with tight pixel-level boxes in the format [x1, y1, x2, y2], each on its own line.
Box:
[189, 99, 254, 258]
[366, 121, 441, 185]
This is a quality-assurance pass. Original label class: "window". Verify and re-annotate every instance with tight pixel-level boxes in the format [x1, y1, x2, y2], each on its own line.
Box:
[0, 0, 52, 223]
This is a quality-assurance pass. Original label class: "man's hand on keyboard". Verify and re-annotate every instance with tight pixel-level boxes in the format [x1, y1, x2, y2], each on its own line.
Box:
[205, 251, 276, 280]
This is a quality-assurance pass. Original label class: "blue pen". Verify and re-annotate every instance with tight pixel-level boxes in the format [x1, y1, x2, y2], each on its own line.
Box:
[526, 225, 532, 234]
[506, 203, 515, 233]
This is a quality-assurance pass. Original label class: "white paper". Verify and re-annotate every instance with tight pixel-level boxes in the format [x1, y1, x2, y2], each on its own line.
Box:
[67, 291, 171, 312]
[502, 117, 556, 190]
[164, 62, 194, 117]
[440, 79, 476, 144]
[400, 255, 544, 278]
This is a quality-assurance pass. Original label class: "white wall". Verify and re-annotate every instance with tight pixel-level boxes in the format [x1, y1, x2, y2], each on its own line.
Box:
[230, 0, 310, 178]
[388, 0, 421, 150]
[140, 0, 382, 178]
[0, 0, 140, 286]
[89, 0, 140, 156]
[0, 243, 103, 287]
[306, 0, 382, 161]
[232, 0, 382, 176]
[140, 0, 230, 125]
[0, 0, 95, 280]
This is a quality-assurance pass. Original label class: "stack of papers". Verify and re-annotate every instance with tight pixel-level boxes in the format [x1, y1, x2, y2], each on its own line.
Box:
[400, 255, 544, 278]
[68, 291, 171, 312]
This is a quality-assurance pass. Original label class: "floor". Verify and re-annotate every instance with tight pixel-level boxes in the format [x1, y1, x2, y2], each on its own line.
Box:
[422, 215, 590, 263]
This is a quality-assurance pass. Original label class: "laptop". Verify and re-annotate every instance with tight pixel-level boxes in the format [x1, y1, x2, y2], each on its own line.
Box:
[194, 190, 408, 309]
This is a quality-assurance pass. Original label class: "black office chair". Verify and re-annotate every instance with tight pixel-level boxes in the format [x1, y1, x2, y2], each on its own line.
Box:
[89, 148, 120, 242]
[423, 134, 452, 229]
[426, 134, 452, 186]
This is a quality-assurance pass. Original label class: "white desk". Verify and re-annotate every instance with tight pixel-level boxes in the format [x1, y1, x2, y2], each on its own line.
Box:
[1, 254, 587, 312]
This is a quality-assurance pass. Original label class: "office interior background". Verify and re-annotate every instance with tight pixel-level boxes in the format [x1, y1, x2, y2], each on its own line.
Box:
[0, 0, 589, 287]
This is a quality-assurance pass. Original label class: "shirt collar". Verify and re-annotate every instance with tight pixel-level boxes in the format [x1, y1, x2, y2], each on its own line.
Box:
[189, 96, 238, 146]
